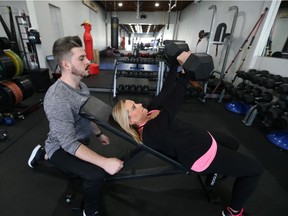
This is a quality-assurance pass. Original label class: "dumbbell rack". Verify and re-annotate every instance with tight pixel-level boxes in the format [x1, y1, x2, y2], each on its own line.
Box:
[112, 57, 165, 97]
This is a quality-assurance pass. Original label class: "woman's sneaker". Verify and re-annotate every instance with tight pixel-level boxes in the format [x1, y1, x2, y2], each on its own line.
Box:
[28, 145, 45, 168]
[222, 207, 244, 216]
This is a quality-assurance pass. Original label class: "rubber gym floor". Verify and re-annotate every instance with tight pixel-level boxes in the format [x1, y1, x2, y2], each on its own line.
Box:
[0, 66, 288, 216]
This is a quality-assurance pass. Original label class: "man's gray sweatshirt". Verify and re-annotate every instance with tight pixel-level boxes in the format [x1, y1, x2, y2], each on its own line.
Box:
[44, 79, 91, 158]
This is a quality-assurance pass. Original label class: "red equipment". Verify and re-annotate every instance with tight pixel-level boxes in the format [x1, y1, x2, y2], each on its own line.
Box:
[81, 20, 93, 61]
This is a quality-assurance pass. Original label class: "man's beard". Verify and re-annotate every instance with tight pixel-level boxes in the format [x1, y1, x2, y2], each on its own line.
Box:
[71, 64, 89, 78]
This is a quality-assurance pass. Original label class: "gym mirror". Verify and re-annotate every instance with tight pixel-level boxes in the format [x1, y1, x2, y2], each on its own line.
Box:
[119, 23, 165, 52]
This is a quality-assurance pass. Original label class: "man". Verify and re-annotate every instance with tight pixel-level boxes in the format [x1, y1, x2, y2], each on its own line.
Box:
[28, 35, 123, 216]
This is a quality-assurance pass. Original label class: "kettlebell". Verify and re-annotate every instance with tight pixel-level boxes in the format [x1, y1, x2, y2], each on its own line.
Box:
[3, 113, 15, 125]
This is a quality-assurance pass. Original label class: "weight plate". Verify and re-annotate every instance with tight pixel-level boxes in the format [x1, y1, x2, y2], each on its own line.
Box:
[0, 82, 15, 111]
[4, 50, 20, 77]
[0, 54, 16, 79]
[6, 50, 24, 76]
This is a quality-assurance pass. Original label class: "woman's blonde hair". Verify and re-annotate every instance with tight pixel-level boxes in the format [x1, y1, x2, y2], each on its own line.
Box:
[112, 99, 143, 144]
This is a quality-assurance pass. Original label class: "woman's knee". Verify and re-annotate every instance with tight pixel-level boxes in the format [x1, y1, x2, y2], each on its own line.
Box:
[211, 131, 240, 151]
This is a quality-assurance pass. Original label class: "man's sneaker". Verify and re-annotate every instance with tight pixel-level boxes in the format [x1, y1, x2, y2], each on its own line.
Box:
[222, 207, 244, 216]
[28, 145, 45, 168]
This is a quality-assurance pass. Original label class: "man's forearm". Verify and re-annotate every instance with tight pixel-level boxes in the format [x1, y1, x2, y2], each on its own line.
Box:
[75, 144, 107, 168]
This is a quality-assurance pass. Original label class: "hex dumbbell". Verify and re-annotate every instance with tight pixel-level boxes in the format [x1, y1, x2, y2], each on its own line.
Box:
[163, 40, 214, 81]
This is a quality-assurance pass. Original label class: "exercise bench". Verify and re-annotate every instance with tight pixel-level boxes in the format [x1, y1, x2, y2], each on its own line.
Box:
[79, 95, 222, 204]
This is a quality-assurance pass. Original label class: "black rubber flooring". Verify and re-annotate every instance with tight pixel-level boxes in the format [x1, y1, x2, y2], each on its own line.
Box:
[1, 75, 288, 216]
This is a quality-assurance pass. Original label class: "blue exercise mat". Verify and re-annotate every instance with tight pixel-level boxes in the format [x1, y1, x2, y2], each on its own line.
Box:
[266, 130, 288, 150]
[225, 101, 250, 115]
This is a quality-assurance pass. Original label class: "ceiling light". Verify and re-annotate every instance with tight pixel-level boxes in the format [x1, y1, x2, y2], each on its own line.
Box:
[147, 24, 151, 34]
[129, 24, 135, 33]
[118, 2, 123, 7]
[155, 2, 159, 7]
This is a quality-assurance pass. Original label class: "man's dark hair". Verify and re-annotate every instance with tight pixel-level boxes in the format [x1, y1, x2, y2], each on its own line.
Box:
[52, 35, 83, 67]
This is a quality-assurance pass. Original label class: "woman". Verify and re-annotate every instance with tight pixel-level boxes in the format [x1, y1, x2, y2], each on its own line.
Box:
[112, 51, 263, 216]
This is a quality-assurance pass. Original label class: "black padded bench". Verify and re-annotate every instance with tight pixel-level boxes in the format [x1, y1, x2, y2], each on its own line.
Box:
[79, 95, 221, 204]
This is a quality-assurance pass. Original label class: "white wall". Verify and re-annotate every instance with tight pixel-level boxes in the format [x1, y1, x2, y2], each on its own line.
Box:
[30, 0, 107, 67]
[270, 7, 288, 53]
[1, 0, 288, 79]
[107, 0, 287, 80]
[176, 0, 276, 82]
[254, 56, 288, 76]
[177, 0, 288, 79]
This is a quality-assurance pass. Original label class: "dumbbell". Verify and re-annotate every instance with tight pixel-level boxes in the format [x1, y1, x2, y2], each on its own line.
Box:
[241, 88, 263, 104]
[257, 102, 273, 120]
[277, 83, 288, 95]
[242, 91, 273, 104]
[226, 83, 241, 97]
[163, 40, 214, 81]
[261, 75, 284, 89]
[117, 84, 125, 93]
[130, 85, 142, 93]
[144, 85, 150, 93]
[277, 114, 288, 129]
[140, 71, 149, 78]
[263, 99, 288, 127]
[0, 113, 15, 125]
[246, 70, 270, 83]
[259, 97, 288, 117]
[273, 93, 288, 129]
[273, 98, 288, 110]
[236, 87, 255, 100]
[235, 70, 247, 80]
[163, 40, 189, 64]
[231, 84, 254, 100]
[264, 107, 286, 127]
[133, 85, 141, 93]
[124, 85, 131, 92]
[224, 82, 234, 94]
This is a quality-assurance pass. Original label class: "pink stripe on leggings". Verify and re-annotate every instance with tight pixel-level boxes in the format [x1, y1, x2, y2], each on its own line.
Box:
[191, 132, 217, 172]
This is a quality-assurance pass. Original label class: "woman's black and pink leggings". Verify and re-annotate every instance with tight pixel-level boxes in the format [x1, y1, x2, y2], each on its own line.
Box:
[203, 131, 263, 211]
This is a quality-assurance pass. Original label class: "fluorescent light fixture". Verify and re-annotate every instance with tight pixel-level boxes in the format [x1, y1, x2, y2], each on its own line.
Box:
[129, 24, 135, 33]
[147, 24, 151, 34]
